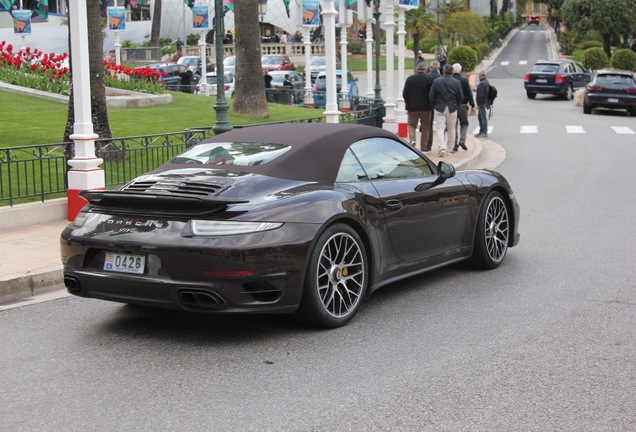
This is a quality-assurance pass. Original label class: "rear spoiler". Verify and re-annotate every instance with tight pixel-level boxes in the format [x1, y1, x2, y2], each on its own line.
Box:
[80, 190, 247, 211]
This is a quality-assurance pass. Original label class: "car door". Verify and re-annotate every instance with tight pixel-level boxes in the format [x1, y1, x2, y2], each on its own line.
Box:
[350, 138, 470, 261]
[573, 62, 591, 88]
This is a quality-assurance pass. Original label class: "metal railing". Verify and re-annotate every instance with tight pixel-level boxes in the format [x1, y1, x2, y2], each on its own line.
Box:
[0, 100, 382, 206]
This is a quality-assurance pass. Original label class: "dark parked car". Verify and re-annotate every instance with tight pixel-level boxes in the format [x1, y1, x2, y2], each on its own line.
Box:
[313, 70, 359, 108]
[61, 124, 520, 328]
[309, 56, 341, 83]
[146, 63, 182, 91]
[583, 69, 636, 116]
[267, 70, 306, 103]
[528, 15, 540, 25]
[261, 54, 295, 71]
[177, 55, 215, 80]
[524, 60, 591, 100]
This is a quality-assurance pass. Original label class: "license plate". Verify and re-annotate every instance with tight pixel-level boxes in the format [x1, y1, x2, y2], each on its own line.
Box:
[104, 252, 145, 274]
[536, 79, 548, 83]
[608, 98, 619, 103]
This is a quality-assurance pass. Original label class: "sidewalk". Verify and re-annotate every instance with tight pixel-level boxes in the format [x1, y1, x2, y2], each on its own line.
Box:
[0, 133, 505, 307]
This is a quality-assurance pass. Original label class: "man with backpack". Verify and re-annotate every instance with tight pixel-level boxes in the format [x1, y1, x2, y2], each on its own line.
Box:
[475, 71, 492, 138]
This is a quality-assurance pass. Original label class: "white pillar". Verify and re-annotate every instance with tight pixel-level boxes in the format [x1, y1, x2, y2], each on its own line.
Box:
[67, 0, 104, 220]
[364, 4, 374, 97]
[396, 7, 406, 116]
[322, 0, 340, 123]
[338, 0, 350, 112]
[303, 26, 314, 107]
[382, 0, 398, 133]
[114, 32, 121, 65]
[198, 30, 207, 93]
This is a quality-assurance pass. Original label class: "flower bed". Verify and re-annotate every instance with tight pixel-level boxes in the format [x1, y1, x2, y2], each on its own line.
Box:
[1, 41, 166, 96]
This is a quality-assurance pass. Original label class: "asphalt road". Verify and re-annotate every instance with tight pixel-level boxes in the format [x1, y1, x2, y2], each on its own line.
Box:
[1, 26, 635, 431]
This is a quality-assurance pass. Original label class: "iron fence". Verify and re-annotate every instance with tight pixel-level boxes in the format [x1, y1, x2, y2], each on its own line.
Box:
[0, 100, 382, 206]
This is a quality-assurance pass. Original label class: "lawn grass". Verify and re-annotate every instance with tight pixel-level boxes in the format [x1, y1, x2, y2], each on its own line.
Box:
[0, 89, 321, 147]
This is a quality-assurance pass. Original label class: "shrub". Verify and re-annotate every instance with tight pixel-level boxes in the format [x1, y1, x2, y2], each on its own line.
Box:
[419, 38, 438, 54]
[582, 47, 609, 70]
[580, 40, 602, 50]
[447, 45, 478, 72]
[348, 40, 365, 55]
[610, 48, 636, 71]
[474, 42, 490, 60]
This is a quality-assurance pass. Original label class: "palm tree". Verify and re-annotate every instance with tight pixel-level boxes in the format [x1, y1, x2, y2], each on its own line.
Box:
[405, 5, 435, 64]
[439, 0, 466, 16]
[232, 0, 269, 117]
[64, 0, 112, 143]
[151, 0, 162, 46]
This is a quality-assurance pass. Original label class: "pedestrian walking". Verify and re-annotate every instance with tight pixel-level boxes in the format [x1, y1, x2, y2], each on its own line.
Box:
[428, 60, 441, 79]
[475, 71, 491, 138]
[424, 60, 442, 150]
[429, 63, 463, 157]
[451, 63, 475, 152]
[402, 62, 434, 151]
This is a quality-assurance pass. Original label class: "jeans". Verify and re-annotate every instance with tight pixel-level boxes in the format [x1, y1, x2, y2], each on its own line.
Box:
[455, 104, 469, 147]
[478, 104, 489, 134]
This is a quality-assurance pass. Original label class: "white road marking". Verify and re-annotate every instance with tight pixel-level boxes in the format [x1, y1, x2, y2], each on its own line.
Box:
[611, 126, 635, 134]
[566, 125, 585, 134]
[501, 61, 510, 66]
[520, 125, 538, 133]
[519, 60, 528, 65]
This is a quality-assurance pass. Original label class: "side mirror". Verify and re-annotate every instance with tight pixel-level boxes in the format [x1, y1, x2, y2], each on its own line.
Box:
[415, 161, 456, 191]
[438, 161, 456, 180]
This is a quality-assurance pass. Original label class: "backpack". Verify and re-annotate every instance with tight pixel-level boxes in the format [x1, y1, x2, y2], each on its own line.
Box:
[488, 84, 498, 106]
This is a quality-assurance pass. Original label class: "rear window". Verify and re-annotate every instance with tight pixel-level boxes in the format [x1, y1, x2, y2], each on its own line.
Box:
[171, 142, 291, 166]
[531, 64, 559, 74]
[597, 75, 635, 85]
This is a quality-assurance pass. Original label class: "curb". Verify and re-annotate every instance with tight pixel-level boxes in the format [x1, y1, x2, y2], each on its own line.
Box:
[1, 269, 64, 305]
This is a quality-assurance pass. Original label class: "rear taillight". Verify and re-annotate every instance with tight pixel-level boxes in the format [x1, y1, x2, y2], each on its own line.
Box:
[627, 87, 636, 93]
[555, 74, 564, 83]
[587, 85, 602, 91]
[224, 84, 230, 90]
[524, 73, 529, 81]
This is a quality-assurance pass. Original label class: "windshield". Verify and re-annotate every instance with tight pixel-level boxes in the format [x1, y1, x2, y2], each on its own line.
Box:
[224, 57, 235, 66]
[310, 57, 326, 66]
[171, 142, 291, 166]
[262, 56, 284, 65]
[531, 64, 559, 74]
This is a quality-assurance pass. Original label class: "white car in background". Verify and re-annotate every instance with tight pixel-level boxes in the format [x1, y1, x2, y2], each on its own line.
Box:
[195, 71, 235, 99]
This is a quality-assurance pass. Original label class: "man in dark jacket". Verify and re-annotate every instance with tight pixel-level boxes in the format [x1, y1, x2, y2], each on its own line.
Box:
[475, 71, 490, 138]
[451, 63, 475, 152]
[429, 63, 462, 157]
[402, 62, 434, 151]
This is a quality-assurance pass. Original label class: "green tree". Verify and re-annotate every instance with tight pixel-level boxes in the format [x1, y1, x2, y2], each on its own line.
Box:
[441, 12, 487, 48]
[447, 45, 479, 72]
[405, 5, 435, 64]
[560, 0, 636, 58]
[233, 0, 269, 118]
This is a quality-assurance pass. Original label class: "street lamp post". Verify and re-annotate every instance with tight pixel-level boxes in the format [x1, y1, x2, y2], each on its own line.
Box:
[258, 0, 268, 23]
[212, 0, 231, 135]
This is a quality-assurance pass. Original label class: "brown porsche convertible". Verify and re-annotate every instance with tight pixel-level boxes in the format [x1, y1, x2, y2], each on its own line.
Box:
[61, 123, 520, 328]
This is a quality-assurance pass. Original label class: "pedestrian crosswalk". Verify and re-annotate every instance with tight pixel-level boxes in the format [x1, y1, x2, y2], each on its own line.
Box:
[472, 125, 636, 135]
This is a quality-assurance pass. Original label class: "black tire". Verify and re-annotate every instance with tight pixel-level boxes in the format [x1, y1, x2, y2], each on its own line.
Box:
[563, 84, 573, 100]
[583, 101, 592, 114]
[526, 91, 536, 99]
[631, 107, 636, 117]
[468, 191, 510, 270]
[295, 224, 368, 328]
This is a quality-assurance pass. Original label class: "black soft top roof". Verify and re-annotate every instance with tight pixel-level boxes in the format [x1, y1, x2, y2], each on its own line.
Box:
[162, 123, 400, 182]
